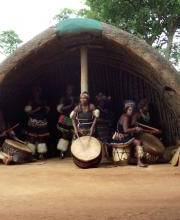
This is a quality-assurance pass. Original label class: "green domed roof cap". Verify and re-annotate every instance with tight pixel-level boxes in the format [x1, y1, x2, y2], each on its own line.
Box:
[56, 18, 102, 35]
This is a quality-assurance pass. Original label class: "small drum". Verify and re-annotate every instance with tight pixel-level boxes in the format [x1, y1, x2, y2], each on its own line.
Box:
[139, 133, 165, 163]
[2, 139, 33, 164]
[71, 136, 102, 168]
[111, 143, 130, 165]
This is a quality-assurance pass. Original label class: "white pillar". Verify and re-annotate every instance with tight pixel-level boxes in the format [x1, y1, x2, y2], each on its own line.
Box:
[81, 46, 88, 93]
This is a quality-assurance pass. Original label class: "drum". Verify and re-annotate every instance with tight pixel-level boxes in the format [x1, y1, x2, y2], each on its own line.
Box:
[2, 139, 33, 164]
[139, 133, 165, 163]
[112, 144, 130, 165]
[71, 136, 102, 168]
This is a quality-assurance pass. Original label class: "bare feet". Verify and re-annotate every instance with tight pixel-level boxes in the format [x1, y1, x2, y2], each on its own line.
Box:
[137, 160, 148, 168]
[3, 155, 13, 165]
[39, 154, 47, 160]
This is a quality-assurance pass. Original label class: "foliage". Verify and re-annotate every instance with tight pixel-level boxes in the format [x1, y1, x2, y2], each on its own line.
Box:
[53, 8, 78, 22]
[0, 30, 22, 56]
[54, 1, 180, 66]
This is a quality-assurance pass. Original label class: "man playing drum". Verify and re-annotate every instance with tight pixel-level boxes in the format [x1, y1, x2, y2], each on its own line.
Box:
[132, 99, 151, 126]
[132, 98, 161, 133]
[0, 110, 32, 165]
[70, 92, 100, 138]
[70, 92, 102, 168]
[0, 118, 14, 164]
[115, 100, 148, 167]
[131, 99, 164, 163]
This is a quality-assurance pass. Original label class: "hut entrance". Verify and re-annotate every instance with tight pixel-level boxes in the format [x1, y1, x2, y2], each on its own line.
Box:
[0, 33, 179, 147]
[0, 57, 178, 147]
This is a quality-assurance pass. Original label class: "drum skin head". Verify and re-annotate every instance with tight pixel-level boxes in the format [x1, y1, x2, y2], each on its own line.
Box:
[140, 133, 165, 155]
[5, 139, 32, 153]
[71, 136, 101, 162]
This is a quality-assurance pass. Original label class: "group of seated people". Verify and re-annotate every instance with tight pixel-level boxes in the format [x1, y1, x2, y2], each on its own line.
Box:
[0, 85, 161, 167]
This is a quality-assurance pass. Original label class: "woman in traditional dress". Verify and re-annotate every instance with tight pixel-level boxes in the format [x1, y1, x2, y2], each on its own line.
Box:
[56, 85, 76, 159]
[70, 92, 100, 138]
[24, 87, 50, 159]
[115, 100, 147, 167]
[96, 92, 113, 143]
[95, 92, 114, 158]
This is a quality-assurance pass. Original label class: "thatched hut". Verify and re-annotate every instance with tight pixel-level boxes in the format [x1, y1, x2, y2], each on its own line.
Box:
[0, 18, 179, 146]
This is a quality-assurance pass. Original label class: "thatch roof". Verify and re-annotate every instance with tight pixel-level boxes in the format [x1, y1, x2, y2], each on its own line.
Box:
[0, 18, 179, 145]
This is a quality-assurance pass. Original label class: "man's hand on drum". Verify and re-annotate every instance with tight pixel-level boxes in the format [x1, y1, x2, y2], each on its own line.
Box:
[135, 127, 143, 133]
[150, 129, 161, 134]
[155, 129, 161, 134]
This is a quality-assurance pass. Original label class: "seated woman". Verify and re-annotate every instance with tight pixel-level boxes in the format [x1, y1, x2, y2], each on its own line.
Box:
[56, 85, 76, 159]
[115, 100, 147, 167]
[70, 92, 100, 138]
[96, 92, 113, 143]
[24, 87, 50, 159]
[96, 92, 114, 158]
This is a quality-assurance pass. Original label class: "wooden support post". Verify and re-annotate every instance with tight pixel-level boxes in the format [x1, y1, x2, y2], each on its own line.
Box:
[81, 46, 88, 93]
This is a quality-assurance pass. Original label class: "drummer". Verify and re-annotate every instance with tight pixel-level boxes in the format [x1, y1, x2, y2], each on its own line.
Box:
[132, 99, 151, 126]
[132, 98, 161, 134]
[24, 87, 50, 160]
[0, 110, 27, 165]
[115, 100, 148, 167]
[70, 92, 100, 138]
[56, 85, 76, 159]
[0, 110, 13, 164]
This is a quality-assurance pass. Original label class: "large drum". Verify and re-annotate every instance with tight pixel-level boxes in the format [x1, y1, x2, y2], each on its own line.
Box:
[71, 136, 102, 168]
[139, 133, 165, 163]
[2, 139, 33, 164]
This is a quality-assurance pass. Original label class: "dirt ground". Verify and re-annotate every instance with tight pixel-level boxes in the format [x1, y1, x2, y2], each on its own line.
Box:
[0, 158, 180, 220]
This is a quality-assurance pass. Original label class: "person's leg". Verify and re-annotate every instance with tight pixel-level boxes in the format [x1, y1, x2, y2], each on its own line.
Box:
[37, 143, 47, 160]
[27, 142, 36, 155]
[0, 151, 5, 160]
[0, 151, 13, 165]
[57, 138, 69, 159]
[133, 139, 147, 167]
[12, 154, 22, 164]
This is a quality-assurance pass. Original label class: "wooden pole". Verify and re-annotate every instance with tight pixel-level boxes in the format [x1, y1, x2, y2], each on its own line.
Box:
[81, 46, 88, 93]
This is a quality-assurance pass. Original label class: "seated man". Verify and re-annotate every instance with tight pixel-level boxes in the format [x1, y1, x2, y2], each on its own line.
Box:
[132, 98, 161, 134]
[70, 92, 100, 138]
[0, 128, 15, 165]
[0, 110, 32, 165]
[131, 99, 163, 164]
[114, 100, 147, 167]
